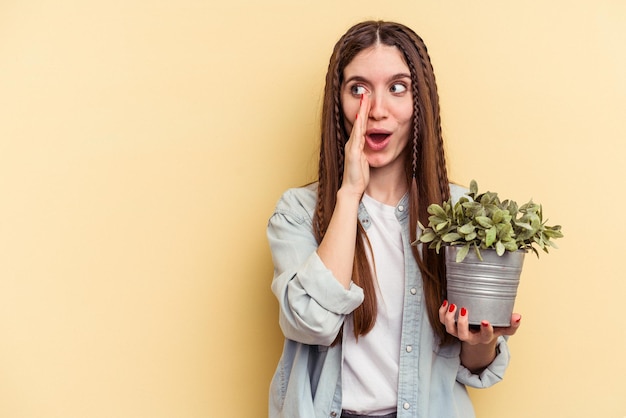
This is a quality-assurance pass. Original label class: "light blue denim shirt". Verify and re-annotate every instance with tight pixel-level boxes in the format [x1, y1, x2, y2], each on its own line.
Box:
[268, 183, 510, 418]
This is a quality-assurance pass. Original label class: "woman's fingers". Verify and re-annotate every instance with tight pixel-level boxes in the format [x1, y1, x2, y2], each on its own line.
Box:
[455, 306, 472, 341]
[356, 93, 369, 140]
[440, 300, 458, 336]
[342, 94, 370, 194]
[441, 303, 484, 342]
[348, 93, 369, 150]
[493, 313, 522, 338]
[440, 303, 523, 344]
[438, 300, 448, 323]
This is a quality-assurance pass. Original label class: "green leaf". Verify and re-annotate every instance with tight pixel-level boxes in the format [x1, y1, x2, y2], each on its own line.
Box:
[473, 245, 484, 261]
[428, 204, 447, 218]
[514, 221, 534, 231]
[469, 180, 478, 196]
[485, 226, 497, 247]
[495, 240, 505, 256]
[456, 244, 470, 262]
[475, 216, 493, 228]
[458, 222, 475, 235]
[429, 214, 447, 224]
[435, 221, 449, 232]
[504, 240, 518, 252]
[498, 223, 513, 235]
[545, 240, 559, 249]
[442, 232, 462, 242]
[464, 231, 477, 241]
[419, 231, 436, 243]
[543, 227, 564, 238]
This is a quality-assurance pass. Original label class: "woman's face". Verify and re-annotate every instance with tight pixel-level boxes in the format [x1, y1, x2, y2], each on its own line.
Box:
[342, 44, 413, 172]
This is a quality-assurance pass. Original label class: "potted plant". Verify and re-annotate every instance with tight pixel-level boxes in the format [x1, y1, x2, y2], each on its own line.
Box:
[414, 180, 563, 326]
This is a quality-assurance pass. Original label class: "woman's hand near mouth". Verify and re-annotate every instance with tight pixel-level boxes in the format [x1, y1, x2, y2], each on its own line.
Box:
[341, 93, 371, 199]
[317, 93, 371, 289]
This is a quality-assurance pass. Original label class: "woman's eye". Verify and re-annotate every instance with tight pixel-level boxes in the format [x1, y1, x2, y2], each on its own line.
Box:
[350, 85, 368, 96]
[390, 83, 408, 94]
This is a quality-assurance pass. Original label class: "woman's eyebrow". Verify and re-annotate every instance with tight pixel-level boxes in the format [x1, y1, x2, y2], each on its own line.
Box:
[343, 75, 368, 84]
[389, 73, 411, 81]
[343, 73, 411, 84]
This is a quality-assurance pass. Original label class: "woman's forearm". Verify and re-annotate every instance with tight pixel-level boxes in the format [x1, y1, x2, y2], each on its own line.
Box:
[316, 188, 362, 289]
[460, 339, 498, 374]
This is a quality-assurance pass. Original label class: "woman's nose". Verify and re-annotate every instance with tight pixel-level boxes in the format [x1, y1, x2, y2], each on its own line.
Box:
[368, 94, 388, 120]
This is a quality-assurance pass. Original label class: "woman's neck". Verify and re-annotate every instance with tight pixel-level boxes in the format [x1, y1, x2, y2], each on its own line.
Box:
[365, 166, 408, 206]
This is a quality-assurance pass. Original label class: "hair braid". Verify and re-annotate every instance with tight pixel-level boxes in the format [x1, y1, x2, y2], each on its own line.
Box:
[333, 64, 345, 187]
[314, 159, 326, 241]
[415, 38, 449, 199]
[391, 39, 421, 180]
[409, 54, 421, 180]
[315, 34, 349, 242]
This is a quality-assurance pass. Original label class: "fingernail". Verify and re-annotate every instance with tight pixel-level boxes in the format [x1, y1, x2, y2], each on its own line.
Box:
[515, 316, 522, 323]
[460, 307, 467, 317]
[448, 303, 456, 313]
[481, 320, 489, 327]
[360, 94, 364, 106]
[442, 300, 448, 308]
[355, 113, 358, 120]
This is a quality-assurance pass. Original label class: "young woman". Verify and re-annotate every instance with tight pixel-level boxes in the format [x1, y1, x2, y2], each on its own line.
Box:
[267, 20, 521, 418]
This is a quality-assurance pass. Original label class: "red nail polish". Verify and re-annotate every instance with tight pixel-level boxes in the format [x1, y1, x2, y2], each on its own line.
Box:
[515, 316, 522, 323]
[355, 113, 358, 120]
[460, 307, 467, 317]
[481, 320, 489, 327]
[442, 300, 448, 308]
[360, 94, 364, 106]
[448, 303, 455, 313]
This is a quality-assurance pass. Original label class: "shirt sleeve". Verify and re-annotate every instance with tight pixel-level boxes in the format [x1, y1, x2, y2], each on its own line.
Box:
[267, 189, 364, 346]
[455, 336, 511, 388]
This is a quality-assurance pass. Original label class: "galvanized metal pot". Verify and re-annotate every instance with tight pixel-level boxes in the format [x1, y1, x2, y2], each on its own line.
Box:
[445, 246, 525, 327]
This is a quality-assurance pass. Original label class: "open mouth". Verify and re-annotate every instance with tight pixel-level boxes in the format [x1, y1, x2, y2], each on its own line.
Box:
[368, 133, 391, 142]
[365, 131, 392, 151]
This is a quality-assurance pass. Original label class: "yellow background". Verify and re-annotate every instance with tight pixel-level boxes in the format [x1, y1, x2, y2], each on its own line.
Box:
[1, 1, 624, 417]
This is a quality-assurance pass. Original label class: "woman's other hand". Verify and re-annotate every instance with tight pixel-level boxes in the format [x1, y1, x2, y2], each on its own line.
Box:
[440, 301, 522, 344]
[439, 300, 522, 373]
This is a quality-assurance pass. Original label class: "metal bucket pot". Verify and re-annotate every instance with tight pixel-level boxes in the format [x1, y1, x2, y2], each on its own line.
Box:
[445, 246, 525, 327]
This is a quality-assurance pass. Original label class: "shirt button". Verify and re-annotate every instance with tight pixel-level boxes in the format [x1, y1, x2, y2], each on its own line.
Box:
[398, 205, 405, 212]
[406, 345, 413, 353]
[330, 412, 337, 417]
[410, 288, 417, 295]
[403, 402, 411, 410]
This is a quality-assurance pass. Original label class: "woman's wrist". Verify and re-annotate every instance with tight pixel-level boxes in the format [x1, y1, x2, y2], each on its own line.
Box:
[460, 338, 498, 374]
[337, 185, 364, 205]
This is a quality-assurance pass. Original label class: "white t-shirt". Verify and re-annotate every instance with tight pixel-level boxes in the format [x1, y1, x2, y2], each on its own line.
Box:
[342, 193, 405, 415]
